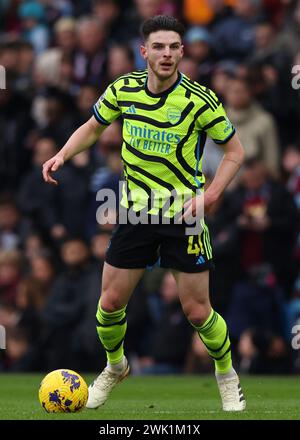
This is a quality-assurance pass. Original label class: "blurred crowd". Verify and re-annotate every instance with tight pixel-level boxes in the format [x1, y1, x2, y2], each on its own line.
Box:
[0, 0, 300, 375]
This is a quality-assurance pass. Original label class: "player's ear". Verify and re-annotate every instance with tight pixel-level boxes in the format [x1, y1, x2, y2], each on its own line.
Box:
[140, 45, 147, 60]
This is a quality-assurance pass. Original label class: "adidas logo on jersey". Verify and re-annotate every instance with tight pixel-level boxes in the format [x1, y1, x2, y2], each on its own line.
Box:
[125, 105, 137, 114]
[196, 255, 205, 265]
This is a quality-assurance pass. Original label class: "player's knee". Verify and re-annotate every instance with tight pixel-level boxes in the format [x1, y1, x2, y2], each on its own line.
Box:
[184, 304, 211, 327]
[100, 290, 125, 312]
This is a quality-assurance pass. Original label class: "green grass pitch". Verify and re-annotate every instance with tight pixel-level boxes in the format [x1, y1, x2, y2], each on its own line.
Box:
[0, 374, 299, 420]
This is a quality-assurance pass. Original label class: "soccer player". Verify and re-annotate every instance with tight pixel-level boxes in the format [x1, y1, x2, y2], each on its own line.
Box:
[43, 15, 246, 411]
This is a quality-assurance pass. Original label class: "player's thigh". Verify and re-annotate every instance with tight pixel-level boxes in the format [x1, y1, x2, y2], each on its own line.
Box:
[100, 262, 144, 311]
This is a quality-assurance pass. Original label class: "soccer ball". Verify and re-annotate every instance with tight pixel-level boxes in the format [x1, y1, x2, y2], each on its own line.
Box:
[39, 369, 88, 413]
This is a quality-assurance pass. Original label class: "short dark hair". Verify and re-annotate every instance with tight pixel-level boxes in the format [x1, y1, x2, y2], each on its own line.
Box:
[141, 15, 185, 41]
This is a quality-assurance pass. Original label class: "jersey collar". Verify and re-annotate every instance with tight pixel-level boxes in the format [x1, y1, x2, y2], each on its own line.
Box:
[145, 72, 182, 98]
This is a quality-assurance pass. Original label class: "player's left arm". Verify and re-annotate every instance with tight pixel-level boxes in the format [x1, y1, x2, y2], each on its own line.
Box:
[199, 90, 245, 207]
[182, 89, 245, 219]
[182, 133, 244, 219]
[204, 132, 245, 209]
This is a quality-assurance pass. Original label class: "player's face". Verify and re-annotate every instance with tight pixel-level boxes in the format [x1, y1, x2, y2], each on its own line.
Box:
[141, 31, 184, 80]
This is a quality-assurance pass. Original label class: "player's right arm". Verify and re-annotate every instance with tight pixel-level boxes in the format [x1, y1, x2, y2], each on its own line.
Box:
[42, 116, 107, 185]
[43, 81, 122, 185]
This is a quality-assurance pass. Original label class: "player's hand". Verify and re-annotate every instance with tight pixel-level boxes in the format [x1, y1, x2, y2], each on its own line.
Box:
[180, 192, 217, 222]
[180, 193, 203, 222]
[42, 155, 64, 185]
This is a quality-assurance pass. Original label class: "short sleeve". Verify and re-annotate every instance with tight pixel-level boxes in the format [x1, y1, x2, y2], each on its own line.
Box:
[93, 83, 121, 125]
[197, 89, 235, 144]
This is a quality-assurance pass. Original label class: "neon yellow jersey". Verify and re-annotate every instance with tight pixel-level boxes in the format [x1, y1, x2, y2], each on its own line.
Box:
[93, 71, 235, 216]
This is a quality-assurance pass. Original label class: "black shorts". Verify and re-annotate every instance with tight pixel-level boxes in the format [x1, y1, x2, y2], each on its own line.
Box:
[106, 222, 214, 273]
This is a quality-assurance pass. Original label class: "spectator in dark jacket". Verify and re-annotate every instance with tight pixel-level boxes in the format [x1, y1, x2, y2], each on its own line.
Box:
[212, 0, 264, 61]
[50, 151, 92, 239]
[0, 83, 34, 191]
[37, 238, 99, 370]
[225, 157, 298, 293]
[139, 272, 194, 375]
[18, 137, 58, 240]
